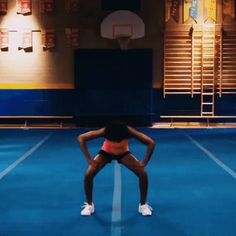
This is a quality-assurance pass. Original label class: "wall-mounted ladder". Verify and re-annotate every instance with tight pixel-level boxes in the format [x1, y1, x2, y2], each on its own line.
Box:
[200, 24, 215, 116]
[163, 30, 193, 97]
[218, 30, 236, 96]
[163, 24, 236, 117]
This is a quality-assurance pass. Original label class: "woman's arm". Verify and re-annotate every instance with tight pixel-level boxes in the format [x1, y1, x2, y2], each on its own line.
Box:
[77, 128, 105, 164]
[128, 126, 156, 166]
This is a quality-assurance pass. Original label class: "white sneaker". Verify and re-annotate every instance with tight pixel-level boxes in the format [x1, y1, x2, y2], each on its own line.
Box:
[138, 203, 153, 216]
[81, 202, 95, 216]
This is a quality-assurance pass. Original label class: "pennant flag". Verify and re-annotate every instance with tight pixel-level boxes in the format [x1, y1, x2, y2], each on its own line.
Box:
[71, 28, 80, 47]
[16, 0, 32, 15]
[223, 0, 235, 19]
[170, 0, 180, 23]
[20, 29, 32, 49]
[165, 0, 172, 22]
[184, 0, 198, 22]
[65, 0, 79, 13]
[65, 28, 79, 48]
[0, 0, 7, 15]
[204, 0, 216, 22]
[190, 0, 198, 22]
[0, 28, 9, 49]
[40, 0, 55, 14]
[42, 29, 56, 49]
[184, 0, 192, 22]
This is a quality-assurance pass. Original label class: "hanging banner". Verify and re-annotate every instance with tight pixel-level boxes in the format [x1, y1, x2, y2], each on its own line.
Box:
[40, 0, 55, 14]
[0, 28, 8, 49]
[204, 0, 216, 22]
[71, 28, 80, 47]
[42, 29, 56, 49]
[65, 28, 79, 48]
[184, 0, 198, 22]
[65, 0, 79, 13]
[165, 0, 172, 22]
[190, 0, 198, 22]
[184, 0, 192, 22]
[16, 0, 32, 15]
[0, 0, 7, 14]
[20, 29, 32, 49]
[223, 0, 235, 19]
[170, 0, 180, 23]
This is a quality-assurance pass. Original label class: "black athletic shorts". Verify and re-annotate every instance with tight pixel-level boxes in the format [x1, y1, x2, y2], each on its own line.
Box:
[98, 150, 131, 164]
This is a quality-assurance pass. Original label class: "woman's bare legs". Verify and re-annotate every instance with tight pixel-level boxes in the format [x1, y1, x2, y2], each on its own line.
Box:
[121, 154, 148, 205]
[84, 155, 109, 204]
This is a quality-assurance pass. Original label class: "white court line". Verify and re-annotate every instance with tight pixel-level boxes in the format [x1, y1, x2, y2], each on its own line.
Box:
[0, 133, 51, 180]
[186, 134, 236, 179]
[111, 162, 122, 236]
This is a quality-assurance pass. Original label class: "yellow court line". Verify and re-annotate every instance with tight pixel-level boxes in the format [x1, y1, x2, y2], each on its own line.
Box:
[0, 83, 74, 89]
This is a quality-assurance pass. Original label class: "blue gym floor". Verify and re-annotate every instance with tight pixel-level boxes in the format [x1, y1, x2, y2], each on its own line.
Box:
[0, 128, 236, 236]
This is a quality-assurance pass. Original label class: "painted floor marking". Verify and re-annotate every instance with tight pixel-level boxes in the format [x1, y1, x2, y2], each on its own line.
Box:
[0, 133, 51, 180]
[111, 161, 122, 236]
[187, 134, 236, 179]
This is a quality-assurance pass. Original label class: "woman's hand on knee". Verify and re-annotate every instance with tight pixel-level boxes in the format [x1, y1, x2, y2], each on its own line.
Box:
[88, 159, 99, 169]
[138, 160, 146, 168]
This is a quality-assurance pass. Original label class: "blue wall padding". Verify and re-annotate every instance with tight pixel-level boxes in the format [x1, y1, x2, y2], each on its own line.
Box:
[0, 90, 74, 116]
[74, 49, 153, 123]
[0, 89, 235, 120]
[152, 90, 236, 120]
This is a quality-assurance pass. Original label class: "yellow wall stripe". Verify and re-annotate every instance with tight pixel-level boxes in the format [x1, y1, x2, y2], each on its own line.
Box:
[0, 83, 74, 89]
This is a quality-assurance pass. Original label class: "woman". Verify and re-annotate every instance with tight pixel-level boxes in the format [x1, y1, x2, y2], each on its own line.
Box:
[78, 120, 155, 216]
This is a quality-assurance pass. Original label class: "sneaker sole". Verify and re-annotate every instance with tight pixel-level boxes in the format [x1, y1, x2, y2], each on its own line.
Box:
[138, 209, 152, 216]
[81, 208, 95, 216]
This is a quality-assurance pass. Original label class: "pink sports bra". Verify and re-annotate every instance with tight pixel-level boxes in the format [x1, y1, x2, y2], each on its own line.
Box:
[101, 139, 129, 155]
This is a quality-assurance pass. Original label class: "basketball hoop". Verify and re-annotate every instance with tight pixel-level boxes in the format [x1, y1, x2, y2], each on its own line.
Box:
[115, 35, 131, 50]
[100, 10, 145, 50]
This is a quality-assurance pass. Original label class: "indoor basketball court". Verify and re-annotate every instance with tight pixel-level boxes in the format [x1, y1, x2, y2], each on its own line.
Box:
[0, 1, 236, 236]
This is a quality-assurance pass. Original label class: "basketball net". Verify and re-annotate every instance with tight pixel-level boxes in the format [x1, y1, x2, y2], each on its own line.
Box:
[115, 36, 131, 50]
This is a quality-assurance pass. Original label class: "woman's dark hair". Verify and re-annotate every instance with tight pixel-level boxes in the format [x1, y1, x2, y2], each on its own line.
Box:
[104, 120, 130, 142]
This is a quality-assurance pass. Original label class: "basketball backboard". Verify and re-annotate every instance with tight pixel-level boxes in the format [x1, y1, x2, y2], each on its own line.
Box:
[101, 10, 145, 49]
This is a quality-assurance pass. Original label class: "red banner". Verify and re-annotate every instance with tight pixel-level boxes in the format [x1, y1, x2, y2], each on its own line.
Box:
[223, 0, 235, 19]
[20, 29, 32, 49]
[0, 28, 8, 49]
[65, 28, 79, 48]
[40, 0, 55, 14]
[0, 0, 7, 14]
[42, 29, 56, 49]
[65, 0, 79, 13]
[16, 0, 32, 14]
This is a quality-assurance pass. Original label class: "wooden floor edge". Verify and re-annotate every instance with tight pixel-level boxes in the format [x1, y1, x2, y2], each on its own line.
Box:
[0, 122, 235, 129]
[151, 122, 236, 128]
